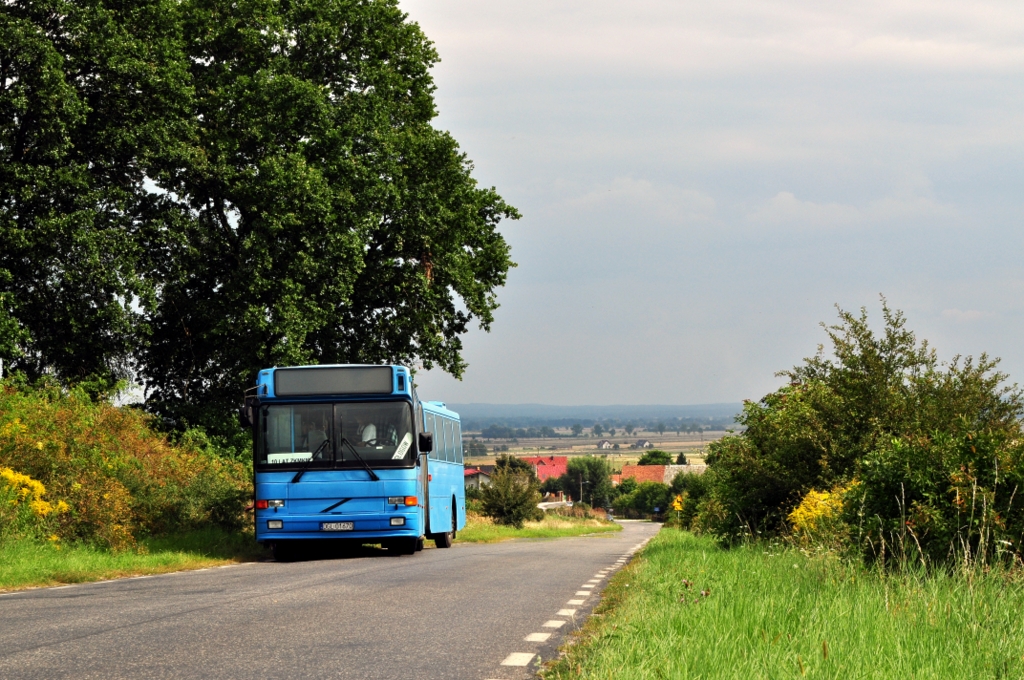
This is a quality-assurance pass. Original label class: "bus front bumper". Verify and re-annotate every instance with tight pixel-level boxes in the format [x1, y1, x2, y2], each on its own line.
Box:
[255, 514, 422, 543]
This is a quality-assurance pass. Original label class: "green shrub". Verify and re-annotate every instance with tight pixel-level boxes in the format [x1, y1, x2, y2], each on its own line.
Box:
[480, 468, 541, 529]
[614, 481, 670, 518]
[668, 471, 708, 528]
[637, 449, 672, 465]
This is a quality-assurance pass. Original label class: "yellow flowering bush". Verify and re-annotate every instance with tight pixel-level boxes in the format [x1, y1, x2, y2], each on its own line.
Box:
[788, 481, 858, 551]
[0, 466, 69, 542]
[0, 380, 251, 551]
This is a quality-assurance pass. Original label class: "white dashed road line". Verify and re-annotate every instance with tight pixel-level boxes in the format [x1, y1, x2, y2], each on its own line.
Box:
[501, 653, 536, 667]
[490, 538, 656, 678]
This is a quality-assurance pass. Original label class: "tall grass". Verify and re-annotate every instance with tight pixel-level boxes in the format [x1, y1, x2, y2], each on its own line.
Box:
[545, 530, 1024, 679]
[456, 513, 621, 544]
[0, 528, 267, 591]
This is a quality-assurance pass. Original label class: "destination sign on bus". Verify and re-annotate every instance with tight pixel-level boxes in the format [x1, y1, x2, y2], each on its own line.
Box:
[274, 366, 393, 396]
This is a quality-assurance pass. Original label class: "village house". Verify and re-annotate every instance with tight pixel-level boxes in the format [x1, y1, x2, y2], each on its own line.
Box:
[596, 439, 612, 450]
[634, 439, 653, 449]
[464, 467, 492, 489]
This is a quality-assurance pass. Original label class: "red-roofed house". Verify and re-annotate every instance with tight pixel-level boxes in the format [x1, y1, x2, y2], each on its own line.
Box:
[521, 455, 569, 482]
[464, 467, 491, 488]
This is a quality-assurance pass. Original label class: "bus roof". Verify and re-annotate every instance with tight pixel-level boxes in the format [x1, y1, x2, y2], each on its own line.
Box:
[423, 400, 460, 420]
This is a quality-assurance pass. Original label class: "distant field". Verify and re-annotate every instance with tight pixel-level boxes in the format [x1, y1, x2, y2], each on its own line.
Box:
[464, 432, 720, 458]
[462, 430, 723, 467]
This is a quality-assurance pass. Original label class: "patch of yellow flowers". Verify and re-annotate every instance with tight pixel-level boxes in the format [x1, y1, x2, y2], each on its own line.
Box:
[1, 467, 70, 518]
[788, 481, 858, 535]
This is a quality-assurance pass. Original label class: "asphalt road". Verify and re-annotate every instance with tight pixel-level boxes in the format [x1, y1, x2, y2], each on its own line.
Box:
[0, 521, 660, 679]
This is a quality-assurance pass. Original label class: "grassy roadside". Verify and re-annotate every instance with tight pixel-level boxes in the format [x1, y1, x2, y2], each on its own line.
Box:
[0, 528, 268, 592]
[545, 529, 1024, 679]
[456, 513, 621, 544]
[2, 515, 620, 590]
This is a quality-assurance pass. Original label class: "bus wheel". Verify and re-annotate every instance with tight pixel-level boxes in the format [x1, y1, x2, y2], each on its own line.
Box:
[434, 507, 455, 549]
[415, 536, 424, 552]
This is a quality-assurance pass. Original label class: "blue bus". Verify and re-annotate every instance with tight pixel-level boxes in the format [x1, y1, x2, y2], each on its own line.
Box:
[239, 364, 466, 559]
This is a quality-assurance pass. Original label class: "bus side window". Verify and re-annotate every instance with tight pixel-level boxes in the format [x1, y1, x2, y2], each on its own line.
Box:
[426, 414, 437, 460]
[444, 418, 454, 463]
[439, 417, 448, 462]
[428, 411, 440, 458]
[455, 421, 463, 464]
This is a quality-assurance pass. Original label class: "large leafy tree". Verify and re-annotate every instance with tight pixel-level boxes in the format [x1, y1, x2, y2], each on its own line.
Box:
[0, 0, 190, 386]
[0, 0, 518, 436]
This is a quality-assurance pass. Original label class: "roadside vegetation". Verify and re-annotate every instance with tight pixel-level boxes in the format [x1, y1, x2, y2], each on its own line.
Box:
[0, 379, 260, 590]
[545, 529, 1024, 679]
[0, 527, 266, 592]
[677, 300, 1024, 571]
[457, 511, 619, 544]
[548, 301, 1024, 677]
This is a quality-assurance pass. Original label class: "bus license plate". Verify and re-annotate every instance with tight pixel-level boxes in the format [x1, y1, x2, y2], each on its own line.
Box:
[320, 521, 354, 532]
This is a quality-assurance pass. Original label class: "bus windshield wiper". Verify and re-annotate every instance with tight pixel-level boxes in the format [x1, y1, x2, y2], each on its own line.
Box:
[339, 437, 380, 481]
[291, 438, 331, 483]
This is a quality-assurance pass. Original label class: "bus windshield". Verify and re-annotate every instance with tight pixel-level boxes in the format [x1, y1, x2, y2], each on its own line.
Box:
[257, 401, 415, 468]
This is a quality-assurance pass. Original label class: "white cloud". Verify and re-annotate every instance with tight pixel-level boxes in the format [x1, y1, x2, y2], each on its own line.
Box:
[563, 177, 716, 223]
[746, 178, 957, 230]
[941, 309, 992, 322]
[405, 0, 1024, 80]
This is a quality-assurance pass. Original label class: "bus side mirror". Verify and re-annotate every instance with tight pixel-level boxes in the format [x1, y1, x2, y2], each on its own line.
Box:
[239, 396, 258, 429]
[418, 432, 433, 453]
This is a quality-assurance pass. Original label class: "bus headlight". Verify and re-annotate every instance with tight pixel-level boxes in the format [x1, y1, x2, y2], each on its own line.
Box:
[390, 517, 405, 526]
[388, 497, 418, 506]
[267, 520, 283, 529]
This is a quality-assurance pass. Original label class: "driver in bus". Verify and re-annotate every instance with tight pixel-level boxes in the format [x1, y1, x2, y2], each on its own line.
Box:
[356, 417, 377, 446]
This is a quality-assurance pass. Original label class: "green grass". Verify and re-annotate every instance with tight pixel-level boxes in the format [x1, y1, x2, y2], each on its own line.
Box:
[545, 529, 1024, 679]
[455, 513, 622, 544]
[0, 528, 268, 592]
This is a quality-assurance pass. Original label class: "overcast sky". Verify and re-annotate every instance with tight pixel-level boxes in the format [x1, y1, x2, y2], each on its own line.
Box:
[401, 0, 1024, 406]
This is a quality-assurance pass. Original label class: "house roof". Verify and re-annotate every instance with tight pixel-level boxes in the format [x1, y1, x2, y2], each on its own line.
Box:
[464, 468, 491, 478]
[619, 464, 667, 485]
[521, 455, 568, 467]
[522, 456, 569, 482]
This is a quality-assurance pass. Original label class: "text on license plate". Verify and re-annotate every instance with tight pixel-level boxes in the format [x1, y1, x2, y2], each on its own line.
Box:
[320, 521, 354, 531]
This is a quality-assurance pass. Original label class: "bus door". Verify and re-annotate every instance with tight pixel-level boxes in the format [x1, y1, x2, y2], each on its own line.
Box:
[425, 413, 447, 533]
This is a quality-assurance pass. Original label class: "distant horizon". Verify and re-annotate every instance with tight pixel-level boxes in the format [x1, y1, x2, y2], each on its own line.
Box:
[441, 402, 743, 423]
